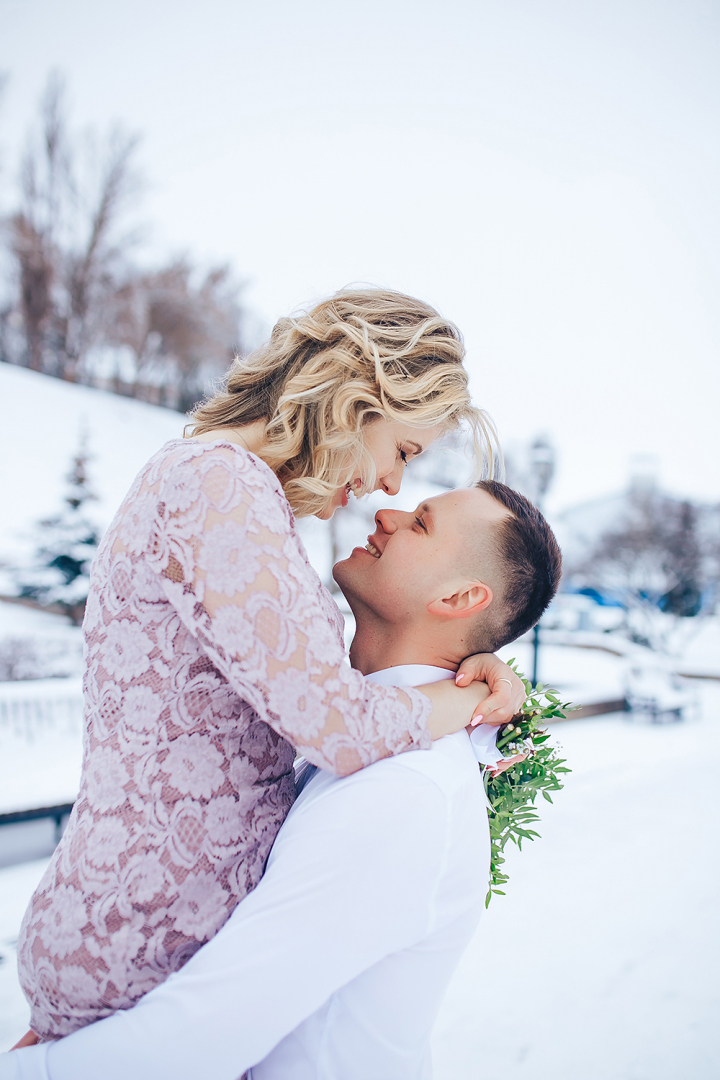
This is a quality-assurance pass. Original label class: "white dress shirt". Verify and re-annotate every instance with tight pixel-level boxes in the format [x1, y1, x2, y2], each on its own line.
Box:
[2, 665, 491, 1080]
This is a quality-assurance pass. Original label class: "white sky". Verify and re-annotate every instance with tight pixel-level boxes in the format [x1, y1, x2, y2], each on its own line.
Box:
[1, 0, 719, 512]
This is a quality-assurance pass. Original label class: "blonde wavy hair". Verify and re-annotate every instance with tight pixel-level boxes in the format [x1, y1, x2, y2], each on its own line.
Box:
[187, 288, 500, 517]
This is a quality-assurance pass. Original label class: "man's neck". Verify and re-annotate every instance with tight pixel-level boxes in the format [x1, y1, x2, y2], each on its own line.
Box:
[348, 617, 460, 677]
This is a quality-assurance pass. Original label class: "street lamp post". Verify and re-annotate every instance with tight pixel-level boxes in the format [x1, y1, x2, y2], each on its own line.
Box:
[528, 436, 555, 688]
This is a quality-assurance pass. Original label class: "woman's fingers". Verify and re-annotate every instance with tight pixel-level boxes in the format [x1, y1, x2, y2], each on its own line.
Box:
[469, 692, 516, 726]
[455, 653, 526, 726]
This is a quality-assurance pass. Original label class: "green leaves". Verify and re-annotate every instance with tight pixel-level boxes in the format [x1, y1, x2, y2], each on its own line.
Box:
[484, 661, 573, 906]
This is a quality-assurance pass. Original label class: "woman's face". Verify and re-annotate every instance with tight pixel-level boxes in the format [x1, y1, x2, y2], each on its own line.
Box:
[319, 418, 443, 520]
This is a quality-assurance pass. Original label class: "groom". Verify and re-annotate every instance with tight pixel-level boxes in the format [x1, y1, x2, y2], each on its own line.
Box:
[4, 481, 561, 1080]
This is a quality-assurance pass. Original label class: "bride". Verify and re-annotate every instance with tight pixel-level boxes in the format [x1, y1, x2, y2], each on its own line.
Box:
[13, 287, 524, 1044]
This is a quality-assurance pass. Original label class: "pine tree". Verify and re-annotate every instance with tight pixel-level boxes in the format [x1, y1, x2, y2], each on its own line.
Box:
[16, 434, 100, 624]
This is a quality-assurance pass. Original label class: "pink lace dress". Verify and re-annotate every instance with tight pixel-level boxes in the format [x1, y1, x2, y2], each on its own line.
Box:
[17, 439, 432, 1040]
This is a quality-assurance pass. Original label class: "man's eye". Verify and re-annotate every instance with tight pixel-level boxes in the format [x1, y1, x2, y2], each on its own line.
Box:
[414, 516, 427, 533]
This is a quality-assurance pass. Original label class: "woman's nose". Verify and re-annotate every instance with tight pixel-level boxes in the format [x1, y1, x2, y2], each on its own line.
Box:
[378, 459, 403, 496]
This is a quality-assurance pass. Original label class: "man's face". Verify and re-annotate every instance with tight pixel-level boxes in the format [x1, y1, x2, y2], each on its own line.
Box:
[333, 488, 509, 624]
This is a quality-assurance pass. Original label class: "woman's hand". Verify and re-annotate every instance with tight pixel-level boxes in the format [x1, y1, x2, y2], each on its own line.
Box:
[454, 653, 526, 726]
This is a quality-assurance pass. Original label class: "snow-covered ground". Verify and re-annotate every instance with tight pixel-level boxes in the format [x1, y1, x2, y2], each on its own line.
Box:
[434, 680, 720, 1080]
[0, 364, 183, 566]
[1, 685, 718, 1075]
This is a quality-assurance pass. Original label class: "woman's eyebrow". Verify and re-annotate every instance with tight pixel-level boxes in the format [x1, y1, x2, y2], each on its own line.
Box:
[406, 441, 424, 454]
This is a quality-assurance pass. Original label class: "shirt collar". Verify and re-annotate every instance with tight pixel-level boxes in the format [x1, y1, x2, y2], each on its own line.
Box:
[365, 664, 502, 768]
[364, 665, 456, 689]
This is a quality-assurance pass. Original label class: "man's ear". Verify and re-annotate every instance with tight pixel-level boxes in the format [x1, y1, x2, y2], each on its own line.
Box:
[427, 580, 493, 620]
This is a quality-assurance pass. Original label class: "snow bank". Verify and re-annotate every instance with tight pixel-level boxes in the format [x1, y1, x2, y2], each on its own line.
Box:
[0, 364, 183, 563]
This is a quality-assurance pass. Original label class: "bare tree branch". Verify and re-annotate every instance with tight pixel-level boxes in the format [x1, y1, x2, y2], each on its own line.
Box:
[2, 71, 245, 408]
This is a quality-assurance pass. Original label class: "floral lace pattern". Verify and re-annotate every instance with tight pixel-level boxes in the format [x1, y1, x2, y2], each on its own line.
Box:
[17, 440, 431, 1039]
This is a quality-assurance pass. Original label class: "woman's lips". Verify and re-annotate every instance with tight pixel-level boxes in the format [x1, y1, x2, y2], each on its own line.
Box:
[341, 480, 358, 509]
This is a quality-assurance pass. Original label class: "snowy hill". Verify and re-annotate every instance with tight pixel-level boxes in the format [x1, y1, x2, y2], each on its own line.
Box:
[0, 364, 184, 565]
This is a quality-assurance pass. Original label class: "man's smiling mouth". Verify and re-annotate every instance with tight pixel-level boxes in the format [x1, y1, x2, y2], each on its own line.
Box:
[365, 540, 381, 558]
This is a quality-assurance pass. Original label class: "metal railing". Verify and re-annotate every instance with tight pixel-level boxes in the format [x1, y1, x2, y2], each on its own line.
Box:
[0, 803, 74, 843]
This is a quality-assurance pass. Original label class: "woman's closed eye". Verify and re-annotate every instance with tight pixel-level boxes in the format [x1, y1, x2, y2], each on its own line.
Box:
[398, 441, 425, 468]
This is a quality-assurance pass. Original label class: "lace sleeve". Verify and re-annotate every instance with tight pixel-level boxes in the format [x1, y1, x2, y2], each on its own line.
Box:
[141, 443, 431, 775]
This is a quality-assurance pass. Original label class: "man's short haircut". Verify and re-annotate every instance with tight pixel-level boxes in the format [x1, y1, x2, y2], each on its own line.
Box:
[470, 481, 562, 653]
